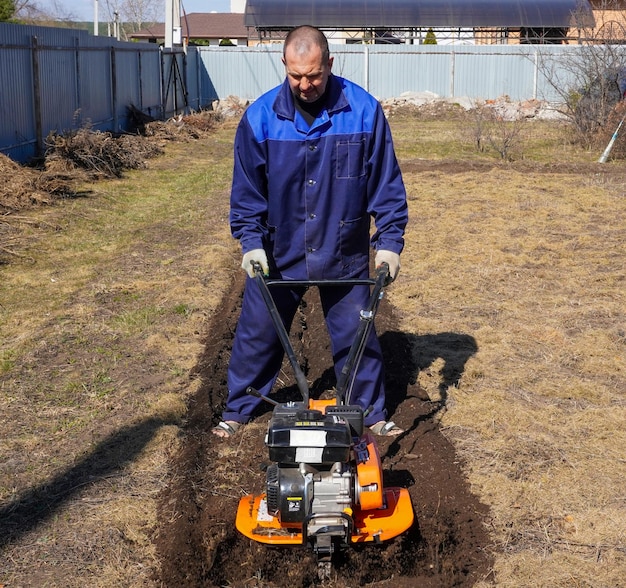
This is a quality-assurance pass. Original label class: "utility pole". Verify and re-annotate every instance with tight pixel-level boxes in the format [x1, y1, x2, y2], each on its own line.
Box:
[165, 0, 182, 49]
[113, 10, 120, 41]
[93, 0, 99, 36]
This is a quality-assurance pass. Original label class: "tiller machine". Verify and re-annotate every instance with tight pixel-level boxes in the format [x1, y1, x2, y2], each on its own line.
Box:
[235, 262, 414, 562]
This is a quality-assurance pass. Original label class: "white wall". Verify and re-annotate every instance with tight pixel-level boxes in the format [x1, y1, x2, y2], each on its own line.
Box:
[230, 0, 245, 13]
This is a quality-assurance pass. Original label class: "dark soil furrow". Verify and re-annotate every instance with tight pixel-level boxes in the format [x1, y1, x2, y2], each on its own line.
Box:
[155, 274, 493, 587]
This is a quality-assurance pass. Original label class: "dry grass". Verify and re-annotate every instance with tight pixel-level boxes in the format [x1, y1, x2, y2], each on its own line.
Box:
[0, 154, 74, 211]
[1, 109, 625, 586]
[387, 111, 626, 586]
[0, 121, 238, 586]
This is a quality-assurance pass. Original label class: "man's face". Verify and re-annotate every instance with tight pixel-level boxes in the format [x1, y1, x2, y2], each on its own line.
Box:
[282, 45, 333, 103]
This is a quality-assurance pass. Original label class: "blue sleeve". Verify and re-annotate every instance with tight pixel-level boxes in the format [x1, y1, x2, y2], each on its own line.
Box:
[229, 114, 269, 253]
[367, 104, 408, 255]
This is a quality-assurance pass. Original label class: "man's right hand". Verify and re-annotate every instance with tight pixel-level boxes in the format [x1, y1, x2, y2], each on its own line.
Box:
[241, 249, 269, 278]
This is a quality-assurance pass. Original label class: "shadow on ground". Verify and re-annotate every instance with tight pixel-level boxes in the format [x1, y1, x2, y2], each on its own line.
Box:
[0, 417, 175, 549]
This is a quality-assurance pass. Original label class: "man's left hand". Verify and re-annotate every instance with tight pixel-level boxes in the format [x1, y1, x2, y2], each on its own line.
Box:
[375, 250, 401, 282]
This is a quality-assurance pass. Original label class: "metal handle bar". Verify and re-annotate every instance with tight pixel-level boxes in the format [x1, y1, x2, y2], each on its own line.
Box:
[260, 263, 390, 289]
[250, 262, 390, 406]
[263, 278, 377, 288]
[335, 263, 389, 404]
[251, 262, 310, 403]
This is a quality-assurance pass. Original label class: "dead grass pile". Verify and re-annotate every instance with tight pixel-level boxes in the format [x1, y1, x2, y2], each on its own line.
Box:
[44, 127, 163, 179]
[0, 153, 74, 211]
[143, 111, 222, 143]
[181, 110, 223, 132]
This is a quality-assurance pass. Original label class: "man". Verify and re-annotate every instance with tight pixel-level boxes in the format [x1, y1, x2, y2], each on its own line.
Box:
[213, 25, 408, 438]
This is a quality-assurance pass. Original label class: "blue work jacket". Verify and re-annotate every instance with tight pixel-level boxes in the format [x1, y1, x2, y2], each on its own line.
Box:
[230, 74, 408, 280]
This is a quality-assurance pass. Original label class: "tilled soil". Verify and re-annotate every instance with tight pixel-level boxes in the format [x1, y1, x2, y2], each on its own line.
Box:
[155, 272, 493, 587]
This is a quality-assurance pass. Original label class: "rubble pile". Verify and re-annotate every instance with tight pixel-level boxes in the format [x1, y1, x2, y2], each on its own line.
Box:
[379, 91, 566, 120]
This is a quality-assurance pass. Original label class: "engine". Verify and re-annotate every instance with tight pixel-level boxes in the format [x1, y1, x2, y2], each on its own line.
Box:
[263, 403, 370, 554]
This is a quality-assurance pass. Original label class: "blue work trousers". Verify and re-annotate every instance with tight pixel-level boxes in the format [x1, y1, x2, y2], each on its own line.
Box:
[223, 277, 387, 426]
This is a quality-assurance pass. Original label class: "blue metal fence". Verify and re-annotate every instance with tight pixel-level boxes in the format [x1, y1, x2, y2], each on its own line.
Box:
[0, 22, 171, 162]
[1, 21, 586, 163]
[194, 43, 581, 104]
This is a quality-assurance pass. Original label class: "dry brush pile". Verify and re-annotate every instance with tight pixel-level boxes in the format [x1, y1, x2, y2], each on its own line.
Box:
[0, 110, 221, 214]
[0, 110, 222, 262]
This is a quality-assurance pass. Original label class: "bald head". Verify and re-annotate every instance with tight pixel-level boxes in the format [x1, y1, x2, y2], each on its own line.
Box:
[284, 26, 330, 63]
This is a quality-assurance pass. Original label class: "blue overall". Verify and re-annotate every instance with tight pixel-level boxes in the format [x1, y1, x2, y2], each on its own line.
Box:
[224, 74, 408, 426]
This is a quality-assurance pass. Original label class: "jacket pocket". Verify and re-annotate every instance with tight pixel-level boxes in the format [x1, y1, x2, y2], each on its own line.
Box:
[339, 216, 369, 273]
[335, 140, 366, 179]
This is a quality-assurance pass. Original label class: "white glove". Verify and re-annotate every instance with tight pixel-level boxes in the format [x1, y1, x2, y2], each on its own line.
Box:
[241, 248, 269, 278]
[375, 249, 401, 282]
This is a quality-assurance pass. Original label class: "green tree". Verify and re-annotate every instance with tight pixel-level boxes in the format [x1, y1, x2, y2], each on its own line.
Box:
[0, 0, 16, 21]
[424, 27, 437, 45]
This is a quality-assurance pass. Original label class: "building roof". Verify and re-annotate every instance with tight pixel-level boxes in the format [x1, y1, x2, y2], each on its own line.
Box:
[244, 0, 595, 30]
[131, 12, 247, 41]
